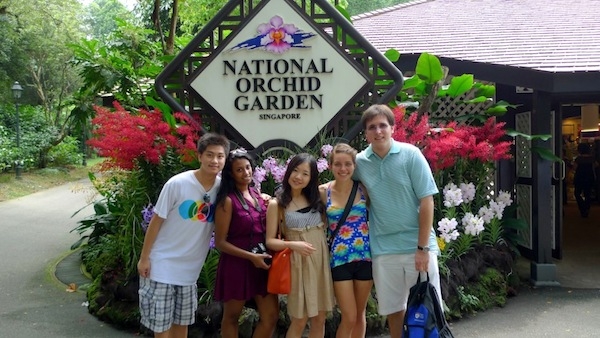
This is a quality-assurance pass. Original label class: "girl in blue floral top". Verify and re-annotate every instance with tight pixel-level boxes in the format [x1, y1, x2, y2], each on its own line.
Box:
[319, 143, 373, 338]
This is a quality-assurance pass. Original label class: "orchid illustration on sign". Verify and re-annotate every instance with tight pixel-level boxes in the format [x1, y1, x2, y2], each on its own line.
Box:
[230, 15, 315, 54]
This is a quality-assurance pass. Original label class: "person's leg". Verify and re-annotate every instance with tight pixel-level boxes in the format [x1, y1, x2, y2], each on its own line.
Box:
[575, 183, 586, 215]
[171, 284, 197, 338]
[372, 255, 411, 338]
[333, 280, 357, 338]
[386, 311, 404, 338]
[582, 185, 592, 216]
[139, 278, 176, 337]
[307, 311, 327, 338]
[167, 324, 188, 338]
[253, 293, 279, 338]
[351, 279, 373, 338]
[154, 330, 169, 338]
[220, 299, 245, 338]
[286, 316, 308, 338]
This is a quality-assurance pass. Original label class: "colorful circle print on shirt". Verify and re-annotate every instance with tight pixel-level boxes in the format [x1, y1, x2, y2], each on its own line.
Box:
[178, 199, 214, 222]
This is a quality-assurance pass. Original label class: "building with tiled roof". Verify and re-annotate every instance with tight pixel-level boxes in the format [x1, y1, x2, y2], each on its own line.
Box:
[353, 0, 600, 285]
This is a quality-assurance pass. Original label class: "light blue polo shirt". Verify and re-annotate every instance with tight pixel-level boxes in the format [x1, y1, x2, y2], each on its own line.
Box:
[354, 141, 439, 256]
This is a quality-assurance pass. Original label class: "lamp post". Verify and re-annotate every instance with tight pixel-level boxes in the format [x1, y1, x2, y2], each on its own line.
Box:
[11, 81, 23, 179]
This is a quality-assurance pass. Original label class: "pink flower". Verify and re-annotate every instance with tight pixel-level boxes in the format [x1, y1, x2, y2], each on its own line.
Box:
[321, 144, 333, 157]
[262, 157, 279, 173]
[271, 165, 287, 183]
[253, 166, 267, 189]
[258, 15, 297, 54]
[316, 158, 329, 173]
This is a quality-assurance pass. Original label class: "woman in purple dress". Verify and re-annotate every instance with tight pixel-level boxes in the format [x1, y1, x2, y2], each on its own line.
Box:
[214, 149, 279, 338]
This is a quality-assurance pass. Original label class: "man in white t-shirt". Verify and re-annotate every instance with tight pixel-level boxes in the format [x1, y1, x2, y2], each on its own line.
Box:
[137, 133, 229, 338]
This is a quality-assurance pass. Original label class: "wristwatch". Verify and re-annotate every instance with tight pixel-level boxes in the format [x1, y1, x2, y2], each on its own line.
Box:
[417, 245, 430, 252]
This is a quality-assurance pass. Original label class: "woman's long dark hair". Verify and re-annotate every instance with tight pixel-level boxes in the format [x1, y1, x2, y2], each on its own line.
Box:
[216, 150, 256, 209]
[277, 153, 323, 213]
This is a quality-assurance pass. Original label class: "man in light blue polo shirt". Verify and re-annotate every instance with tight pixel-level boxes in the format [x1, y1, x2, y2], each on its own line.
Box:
[353, 104, 441, 338]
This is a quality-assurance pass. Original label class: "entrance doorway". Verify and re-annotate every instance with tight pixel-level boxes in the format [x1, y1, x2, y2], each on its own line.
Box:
[556, 109, 600, 288]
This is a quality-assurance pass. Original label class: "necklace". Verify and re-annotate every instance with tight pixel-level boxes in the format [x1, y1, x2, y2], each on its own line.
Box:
[291, 199, 301, 209]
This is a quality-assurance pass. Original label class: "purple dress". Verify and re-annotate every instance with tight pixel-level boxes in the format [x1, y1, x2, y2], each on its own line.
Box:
[214, 188, 269, 302]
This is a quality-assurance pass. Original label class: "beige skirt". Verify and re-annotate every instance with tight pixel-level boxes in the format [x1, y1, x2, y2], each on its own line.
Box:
[285, 224, 335, 319]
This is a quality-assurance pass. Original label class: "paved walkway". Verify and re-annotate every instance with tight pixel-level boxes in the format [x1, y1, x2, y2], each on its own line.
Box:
[0, 180, 134, 338]
[1, 181, 600, 337]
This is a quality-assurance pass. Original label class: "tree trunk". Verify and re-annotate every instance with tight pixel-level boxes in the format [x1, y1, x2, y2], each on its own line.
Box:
[417, 66, 449, 115]
[165, 0, 179, 55]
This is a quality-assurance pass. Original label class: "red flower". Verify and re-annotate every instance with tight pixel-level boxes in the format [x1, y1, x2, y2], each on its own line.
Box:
[392, 109, 512, 173]
[87, 102, 201, 170]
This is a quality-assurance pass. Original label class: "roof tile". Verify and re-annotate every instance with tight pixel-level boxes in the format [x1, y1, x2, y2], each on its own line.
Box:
[351, 0, 600, 72]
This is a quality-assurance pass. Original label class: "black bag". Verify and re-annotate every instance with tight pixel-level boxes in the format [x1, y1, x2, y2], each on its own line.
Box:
[403, 273, 454, 338]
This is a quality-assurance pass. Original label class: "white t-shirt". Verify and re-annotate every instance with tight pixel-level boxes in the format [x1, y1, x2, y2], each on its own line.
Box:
[149, 170, 220, 285]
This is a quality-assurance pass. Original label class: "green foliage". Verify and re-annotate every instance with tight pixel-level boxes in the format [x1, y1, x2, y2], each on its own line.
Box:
[178, 0, 231, 34]
[47, 136, 83, 166]
[416, 53, 444, 84]
[481, 218, 504, 247]
[82, 0, 134, 39]
[0, 104, 59, 170]
[81, 235, 121, 278]
[464, 268, 508, 310]
[498, 204, 529, 254]
[505, 130, 561, 162]
[71, 198, 119, 251]
[0, 125, 14, 172]
[198, 249, 220, 305]
[87, 274, 141, 328]
[69, 19, 164, 111]
[456, 285, 480, 314]
[447, 234, 475, 259]
[439, 74, 474, 97]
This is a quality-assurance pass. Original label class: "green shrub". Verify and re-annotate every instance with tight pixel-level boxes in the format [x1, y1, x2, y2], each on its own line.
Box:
[48, 136, 82, 166]
[81, 235, 121, 278]
[464, 268, 508, 310]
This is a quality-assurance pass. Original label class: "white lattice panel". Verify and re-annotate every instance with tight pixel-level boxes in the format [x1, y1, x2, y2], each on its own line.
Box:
[516, 184, 532, 249]
[431, 78, 494, 119]
[515, 112, 532, 178]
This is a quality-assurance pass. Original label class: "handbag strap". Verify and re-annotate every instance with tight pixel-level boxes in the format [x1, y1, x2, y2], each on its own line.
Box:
[329, 180, 359, 248]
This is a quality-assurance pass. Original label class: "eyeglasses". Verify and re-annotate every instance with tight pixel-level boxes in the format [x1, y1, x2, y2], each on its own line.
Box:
[201, 193, 211, 215]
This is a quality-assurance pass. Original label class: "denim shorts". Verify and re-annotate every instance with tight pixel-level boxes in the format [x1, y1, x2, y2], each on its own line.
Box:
[138, 277, 198, 333]
[331, 260, 373, 282]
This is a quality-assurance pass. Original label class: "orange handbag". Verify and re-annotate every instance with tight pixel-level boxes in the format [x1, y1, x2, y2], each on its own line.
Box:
[267, 247, 291, 294]
[267, 206, 291, 294]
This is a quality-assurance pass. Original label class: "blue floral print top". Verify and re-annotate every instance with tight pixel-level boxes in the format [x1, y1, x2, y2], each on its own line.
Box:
[326, 185, 371, 268]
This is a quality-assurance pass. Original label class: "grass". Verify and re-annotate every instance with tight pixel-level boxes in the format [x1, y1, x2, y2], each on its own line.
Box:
[0, 158, 104, 202]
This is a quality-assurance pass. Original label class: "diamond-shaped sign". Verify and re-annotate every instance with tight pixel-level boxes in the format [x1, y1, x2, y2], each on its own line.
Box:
[189, 0, 370, 148]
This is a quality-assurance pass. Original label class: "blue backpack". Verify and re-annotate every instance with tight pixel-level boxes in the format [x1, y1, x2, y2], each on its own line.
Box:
[403, 273, 454, 338]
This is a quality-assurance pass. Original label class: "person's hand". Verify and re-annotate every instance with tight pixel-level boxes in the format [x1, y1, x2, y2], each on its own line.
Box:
[138, 258, 151, 278]
[290, 241, 316, 256]
[250, 253, 272, 270]
[415, 249, 429, 272]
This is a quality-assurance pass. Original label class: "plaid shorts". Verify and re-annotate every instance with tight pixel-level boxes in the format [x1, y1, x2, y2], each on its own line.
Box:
[138, 277, 198, 333]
